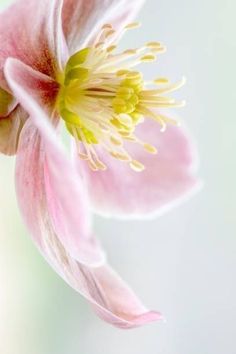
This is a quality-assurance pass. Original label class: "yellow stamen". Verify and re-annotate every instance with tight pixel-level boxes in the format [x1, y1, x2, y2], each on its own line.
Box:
[57, 23, 185, 172]
[130, 160, 145, 172]
[125, 22, 141, 29]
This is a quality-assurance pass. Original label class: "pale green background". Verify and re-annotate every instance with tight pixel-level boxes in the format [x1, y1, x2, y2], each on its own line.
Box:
[0, 0, 235, 353]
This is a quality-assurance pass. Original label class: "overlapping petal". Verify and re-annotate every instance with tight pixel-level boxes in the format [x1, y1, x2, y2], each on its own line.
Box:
[76, 120, 200, 218]
[5, 57, 161, 329]
[17, 123, 161, 328]
[5, 58, 104, 266]
[0, 0, 67, 90]
[62, 0, 145, 53]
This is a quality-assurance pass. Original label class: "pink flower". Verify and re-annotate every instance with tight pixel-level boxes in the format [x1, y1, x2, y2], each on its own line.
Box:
[0, 0, 199, 328]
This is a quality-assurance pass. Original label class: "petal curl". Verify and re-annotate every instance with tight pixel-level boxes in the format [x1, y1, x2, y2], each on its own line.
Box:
[5, 58, 104, 266]
[76, 120, 200, 218]
[62, 0, 145, 53]
[0, 0, 67, 90]
[17, 123, 161, 328]
[7, 58, 161, 328]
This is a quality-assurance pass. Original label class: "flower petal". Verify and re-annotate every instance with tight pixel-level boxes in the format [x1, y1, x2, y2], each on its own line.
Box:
[76, 120, 200, 218]
[5, 58, 104, 266]
[62, 0, 145, 53]
[88, 265, 162, 328]
[17, 124, 161, 328]
[9, 58, 161, 329]
[0, 0, 67, 90]
[0, 105, 27, 155]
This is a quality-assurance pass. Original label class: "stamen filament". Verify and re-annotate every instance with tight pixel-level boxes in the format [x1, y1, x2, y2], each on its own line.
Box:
[58, 23, 185, 172]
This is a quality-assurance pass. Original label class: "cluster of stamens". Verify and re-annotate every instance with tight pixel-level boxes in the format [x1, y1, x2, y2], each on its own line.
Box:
[58, 22, 185, 172]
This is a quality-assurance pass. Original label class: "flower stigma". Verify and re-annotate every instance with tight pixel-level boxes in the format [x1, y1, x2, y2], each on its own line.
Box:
[58, 23, 185, 172]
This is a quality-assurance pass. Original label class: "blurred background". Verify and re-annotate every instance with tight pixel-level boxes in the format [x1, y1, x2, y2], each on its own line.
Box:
[0, 0, 235, 353]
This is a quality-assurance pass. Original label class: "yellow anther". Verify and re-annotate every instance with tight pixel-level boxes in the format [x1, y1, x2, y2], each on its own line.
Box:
[130, 160, 145, 172]
[123, 49, 138, 55]
[102, 24, 113, 30]
[107, 45, 117, 53]
[88, 160, 99, 171]
[143, 143, 158, 154]
[140, 54, 157, 62]
[126, 71, 141, 79]
[119, 131, 133, 137]
[95, 160, 107, 171]
[151, 46, 167, 53]
[105, 29, 116, 38]
[78, 153, 89, 160]
[125, 22, 141, 29]
[146, 41, 162, 48]
[154, 77, 170, 84]
[110, 152, 131, 161]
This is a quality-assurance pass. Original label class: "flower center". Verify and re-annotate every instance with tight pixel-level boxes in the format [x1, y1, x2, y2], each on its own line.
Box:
[58, 23, 185, 172]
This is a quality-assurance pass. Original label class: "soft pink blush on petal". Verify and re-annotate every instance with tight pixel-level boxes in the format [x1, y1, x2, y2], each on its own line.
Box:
[5, 58, 104, 266]
[76, 120, 200, 218]
[16, 121, 104, 266]
[17, 122, 161, 328]
[10, 67, 162, 329]
[0, 0, 67, 90]
[62, 0, 145, 53]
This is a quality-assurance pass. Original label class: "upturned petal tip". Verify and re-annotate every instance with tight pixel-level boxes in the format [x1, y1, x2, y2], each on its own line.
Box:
[5, 56, 161, 329]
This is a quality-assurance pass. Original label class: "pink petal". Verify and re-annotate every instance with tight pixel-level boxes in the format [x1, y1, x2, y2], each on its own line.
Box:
[5, 58, 104, 266]
[17, 123, 161, 328]
[17, 122, 162, 328]
[0, 105, 27, 155]
[76, 120, 200, 217]
[62, 0, 145, 53]
[0, 0, 67, 90]
[7, 58, 161, 329]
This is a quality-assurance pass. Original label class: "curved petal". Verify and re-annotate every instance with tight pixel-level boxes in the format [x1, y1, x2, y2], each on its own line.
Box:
[0, 0, 67, 90]
[62, 0, 145, 53]
[8, 58, 161, 329]
[0, 105, 27, 155]
[76, 120, 200, 218]
[17, 123, 161, 328]
[1, 56, 58, 156]
[5, 58, 104, 266]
